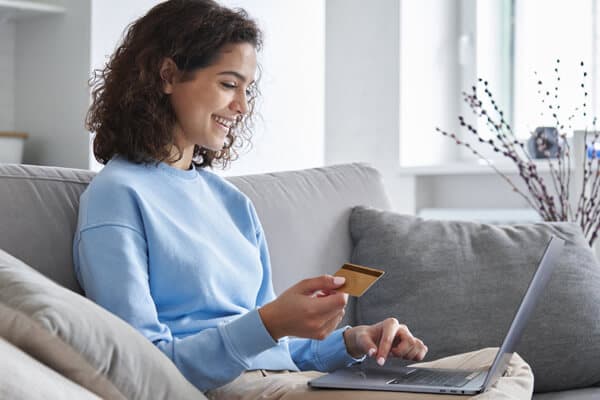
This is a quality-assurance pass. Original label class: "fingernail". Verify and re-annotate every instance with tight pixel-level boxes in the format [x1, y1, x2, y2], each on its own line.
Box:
[377, 357, 385, 366]
[368, 348, 376, 357]
[333, 276, 345, 285]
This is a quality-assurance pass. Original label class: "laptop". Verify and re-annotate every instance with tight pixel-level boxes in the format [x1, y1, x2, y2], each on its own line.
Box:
[309, 236, 565, 395]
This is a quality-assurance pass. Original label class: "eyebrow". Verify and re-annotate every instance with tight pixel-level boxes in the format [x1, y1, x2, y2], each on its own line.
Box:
[217, 71, 254, 85]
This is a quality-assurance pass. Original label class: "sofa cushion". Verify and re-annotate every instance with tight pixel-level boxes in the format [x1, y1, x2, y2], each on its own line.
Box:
[0, 337, 100, 400]
[0, 301, 125, 399]
[0, 248, 206, 400]
[533, 387, 600, 399]
[350, 207, 600, 393]
[0, 164, 94, 293]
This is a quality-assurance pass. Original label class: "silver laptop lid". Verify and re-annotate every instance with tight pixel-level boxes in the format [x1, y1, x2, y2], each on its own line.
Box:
[481, 236, 565, 390]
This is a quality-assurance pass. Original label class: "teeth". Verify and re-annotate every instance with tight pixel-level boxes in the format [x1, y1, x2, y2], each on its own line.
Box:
[213, 115, 233, 128]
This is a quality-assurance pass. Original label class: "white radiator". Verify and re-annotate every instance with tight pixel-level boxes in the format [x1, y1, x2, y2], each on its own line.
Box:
[417, 208, 542, 224]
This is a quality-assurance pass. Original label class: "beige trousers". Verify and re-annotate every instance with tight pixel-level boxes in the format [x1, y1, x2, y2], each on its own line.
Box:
[205, 348, 533, 400]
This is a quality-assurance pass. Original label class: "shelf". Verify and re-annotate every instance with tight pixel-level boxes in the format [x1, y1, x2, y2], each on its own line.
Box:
[0, 131, 28, 138]
[397, 159, 566, 176]
[0, 0, 65, 21]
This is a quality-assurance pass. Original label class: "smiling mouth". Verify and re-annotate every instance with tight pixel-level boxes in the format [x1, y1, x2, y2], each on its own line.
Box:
[212, 115, 234, 132]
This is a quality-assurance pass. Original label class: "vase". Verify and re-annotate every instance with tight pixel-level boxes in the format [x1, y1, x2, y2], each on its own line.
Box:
[527, 127, 560, 159]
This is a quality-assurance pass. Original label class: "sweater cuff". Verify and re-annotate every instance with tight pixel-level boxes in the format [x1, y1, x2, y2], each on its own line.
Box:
[218, 308, 277, 368]
[314, 326, 366, 371]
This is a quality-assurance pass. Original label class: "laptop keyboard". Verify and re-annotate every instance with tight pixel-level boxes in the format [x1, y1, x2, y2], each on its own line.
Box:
[387, 369, 472, 387]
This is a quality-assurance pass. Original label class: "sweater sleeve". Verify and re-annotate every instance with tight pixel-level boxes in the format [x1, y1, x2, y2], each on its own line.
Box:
[74, 224, 277, 391]
[288, 330, 365, 371]
[249, 205, 277, 307]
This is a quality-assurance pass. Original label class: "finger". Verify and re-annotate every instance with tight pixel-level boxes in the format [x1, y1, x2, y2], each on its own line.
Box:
[311, 292, 348, 315]
[389, 325, 416, 359]
[376, 319, 404, 366]
[404, 344, 421, 360]
[399, 338, 428, 361]
[303, 294, 347, 339]
[319, 298, 348, 325]
[315, 288, 347, 298]
[315, 309, 345, 340]
[390, 340, 413, 358]
[410, 339, 428, 361]
[297, 275, 346, 294]
[314, 290, 337, 298]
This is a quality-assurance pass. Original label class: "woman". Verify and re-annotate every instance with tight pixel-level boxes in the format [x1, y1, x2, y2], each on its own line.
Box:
[75, 1, 532, 398]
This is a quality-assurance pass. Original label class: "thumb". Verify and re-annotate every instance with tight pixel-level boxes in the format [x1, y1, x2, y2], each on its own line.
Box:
[296, 275, 346, 294]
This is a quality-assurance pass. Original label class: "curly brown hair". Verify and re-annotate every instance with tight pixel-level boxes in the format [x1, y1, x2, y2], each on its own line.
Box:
[86, 0, 263, 169]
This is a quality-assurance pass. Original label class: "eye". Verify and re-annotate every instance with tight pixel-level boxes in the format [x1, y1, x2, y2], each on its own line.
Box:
[221, 81, 254, 98]
[220, 82, 237, 89]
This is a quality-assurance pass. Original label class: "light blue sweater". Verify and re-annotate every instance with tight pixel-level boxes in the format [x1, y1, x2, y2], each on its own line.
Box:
[73, 157, 359, 391]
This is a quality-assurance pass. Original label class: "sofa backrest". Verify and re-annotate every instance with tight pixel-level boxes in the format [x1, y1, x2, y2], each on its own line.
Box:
[227, 163, 391, 296]
[0, 163, 391, 301]
[0, 164, 95, 293]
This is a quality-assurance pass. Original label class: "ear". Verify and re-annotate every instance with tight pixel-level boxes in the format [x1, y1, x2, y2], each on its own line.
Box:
[160, 58, 179, 94]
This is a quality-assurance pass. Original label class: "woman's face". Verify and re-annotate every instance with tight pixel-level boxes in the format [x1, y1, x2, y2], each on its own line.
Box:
[164, 42, 257, 152]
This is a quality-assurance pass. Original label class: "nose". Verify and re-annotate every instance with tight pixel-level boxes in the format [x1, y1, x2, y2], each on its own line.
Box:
[229, 89, 249, 116]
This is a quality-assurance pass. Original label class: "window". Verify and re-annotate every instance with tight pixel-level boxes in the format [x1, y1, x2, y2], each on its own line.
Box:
[513, 0, 597, 138]
[399, 0, 599, 167]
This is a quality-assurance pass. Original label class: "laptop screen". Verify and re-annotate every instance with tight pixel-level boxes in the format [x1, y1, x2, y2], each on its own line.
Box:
[481, 236, 564, 390]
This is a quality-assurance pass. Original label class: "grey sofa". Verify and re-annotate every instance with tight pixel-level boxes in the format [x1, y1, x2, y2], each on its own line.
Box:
[0, 162, 598, 399]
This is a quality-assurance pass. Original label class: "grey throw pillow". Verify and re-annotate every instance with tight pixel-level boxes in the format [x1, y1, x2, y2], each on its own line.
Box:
[0, 302, 125, 399]
[0, 337, 101, 400]
[350, 206, 600, 393]
[0, 249, 206, 400]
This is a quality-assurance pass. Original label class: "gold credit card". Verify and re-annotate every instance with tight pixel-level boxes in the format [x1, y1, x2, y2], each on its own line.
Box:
[333, 263, 385, 297]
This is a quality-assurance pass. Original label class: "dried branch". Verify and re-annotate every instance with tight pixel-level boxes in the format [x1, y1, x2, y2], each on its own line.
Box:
[436, 60, 599, 246]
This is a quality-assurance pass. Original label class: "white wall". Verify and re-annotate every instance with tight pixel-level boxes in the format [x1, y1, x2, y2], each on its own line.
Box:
[399, 0, 461, 167]
[91, 0, 162, 75]
[0, 21, 15, 131]
[15, 0, 91, 168]
[219, 0, 325, 176]
[89, 0, 163, 171]
[325, 0, 400, 172]
[89, 0, 325, 176]
[325, 0, 419, 213]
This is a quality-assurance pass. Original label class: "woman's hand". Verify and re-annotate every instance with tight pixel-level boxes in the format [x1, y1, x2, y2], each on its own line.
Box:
[343, 318, 428, 366]
[259, 275, 348, 340]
